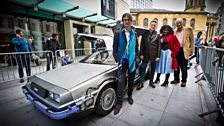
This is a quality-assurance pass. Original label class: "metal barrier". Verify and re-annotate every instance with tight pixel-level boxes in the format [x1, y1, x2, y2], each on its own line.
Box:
[0, 51, 53, 83]
[0, 48, 99, 83]
[197, 46, 224, 121]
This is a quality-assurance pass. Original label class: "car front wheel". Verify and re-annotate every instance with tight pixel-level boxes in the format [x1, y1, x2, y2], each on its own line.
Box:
[94, 85, 116, 116]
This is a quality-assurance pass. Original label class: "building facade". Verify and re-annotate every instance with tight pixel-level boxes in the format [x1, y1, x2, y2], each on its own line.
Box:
[131, 0, 216, 43]
[216, 2, 224, 36]
[130, 0, 153, 9]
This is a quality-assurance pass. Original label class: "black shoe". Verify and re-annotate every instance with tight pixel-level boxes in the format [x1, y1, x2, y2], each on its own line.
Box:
[128, 96, 134, 105]
[149, 81, 155, 88]
[161, 81, 168, 87]
[114, 104, 122, 115]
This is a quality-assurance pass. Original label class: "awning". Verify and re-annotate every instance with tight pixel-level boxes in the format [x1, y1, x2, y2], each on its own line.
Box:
[98, 19, 117, 26]
[66, 8, 96, 19]
[85, 15, 108, 22]
[38, 0, 75, 13]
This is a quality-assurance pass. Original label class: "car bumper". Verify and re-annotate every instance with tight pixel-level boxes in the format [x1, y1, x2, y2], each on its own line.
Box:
[22, 85, 94, 120]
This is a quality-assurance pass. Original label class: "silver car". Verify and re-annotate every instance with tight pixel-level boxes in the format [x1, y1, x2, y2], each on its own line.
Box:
[22, 50, 139, 119]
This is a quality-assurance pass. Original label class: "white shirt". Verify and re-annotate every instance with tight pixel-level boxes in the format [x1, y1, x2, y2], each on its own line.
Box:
[125, 29, 130, 43]
[176, 29, 184, 47]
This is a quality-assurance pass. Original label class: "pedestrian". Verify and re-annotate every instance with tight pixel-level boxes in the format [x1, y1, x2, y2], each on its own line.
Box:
[113, 13, 139, 115]
[136, 20, 161, 90]
[45, 33, 60, 71]
[12, 29, 32, 83]
[171, 18, 194, 87]
[215, 34, 224, 67]
[189, 31, 202, 66]
[154, 25, 180, 87]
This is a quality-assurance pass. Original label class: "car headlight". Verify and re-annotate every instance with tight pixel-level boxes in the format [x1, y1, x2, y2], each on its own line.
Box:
[49, 91, 60, 103]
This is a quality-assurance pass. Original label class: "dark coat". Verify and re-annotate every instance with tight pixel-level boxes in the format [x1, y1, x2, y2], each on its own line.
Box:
[140, 30, 161, 63]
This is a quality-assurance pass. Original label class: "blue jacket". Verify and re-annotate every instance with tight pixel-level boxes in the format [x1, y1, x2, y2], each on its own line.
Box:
[12, 37, 32, 52]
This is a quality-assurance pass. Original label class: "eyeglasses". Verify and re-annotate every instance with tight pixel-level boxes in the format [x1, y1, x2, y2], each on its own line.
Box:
[123, 19, 132, 22]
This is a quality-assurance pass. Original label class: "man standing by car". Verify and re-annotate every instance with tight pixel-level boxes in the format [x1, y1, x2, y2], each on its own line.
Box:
[113, 13, 139, 115]
[171, 19, 194, 87]
[137, 20, 161, 90]
[12, 29, 32, 83]
[45, 33, 60, 71]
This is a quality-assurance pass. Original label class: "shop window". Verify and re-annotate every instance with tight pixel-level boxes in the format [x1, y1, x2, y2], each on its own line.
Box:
[190, 18, 195, 30]
[143, 18, 148, 28]
[8, 18, 14, 29]
[31, 23, 36, 31]
[163, 18, 168, 25]
[0, 17, 3, 28]
[46, 24, 50, 32]
[18, 19, 24, 29]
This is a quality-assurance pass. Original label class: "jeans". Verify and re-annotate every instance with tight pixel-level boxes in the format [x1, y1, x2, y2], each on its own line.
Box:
[47, 54, 56, 71]
[139, 60, 156, 83]
[116, 63, 135, 105]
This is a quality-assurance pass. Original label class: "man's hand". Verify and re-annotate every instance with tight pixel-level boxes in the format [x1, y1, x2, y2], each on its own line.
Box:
[140, 55, 144, 60]
[155, 57, 160, 61]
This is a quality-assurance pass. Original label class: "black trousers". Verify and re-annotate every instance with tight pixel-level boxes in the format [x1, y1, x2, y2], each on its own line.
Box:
[117, 63, 135, 105]
[17, 54, 31, 78]
[174, 48, 188, 82]
[47, 54, 56, 71]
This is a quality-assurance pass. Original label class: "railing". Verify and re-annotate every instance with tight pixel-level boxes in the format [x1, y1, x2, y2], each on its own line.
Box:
[0, 51, 53, 83]
[0, 48, 98, 83]
[197, 45, 224, 120]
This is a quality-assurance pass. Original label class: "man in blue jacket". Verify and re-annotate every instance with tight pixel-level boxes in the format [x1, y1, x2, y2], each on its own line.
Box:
[12, 29, 32, 83]
[113, 13, 139, 115]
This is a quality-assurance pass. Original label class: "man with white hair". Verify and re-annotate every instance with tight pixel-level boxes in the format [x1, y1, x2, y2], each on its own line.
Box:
[171, 18, 194, 87]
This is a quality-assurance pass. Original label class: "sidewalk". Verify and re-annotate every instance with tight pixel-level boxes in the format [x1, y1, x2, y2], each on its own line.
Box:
[0, 64, 222, 126]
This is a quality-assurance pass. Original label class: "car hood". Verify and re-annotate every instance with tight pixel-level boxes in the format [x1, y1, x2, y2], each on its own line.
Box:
[34, 63, 116, 90]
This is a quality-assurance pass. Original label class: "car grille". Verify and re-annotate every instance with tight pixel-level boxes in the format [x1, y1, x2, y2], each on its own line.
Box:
[30, 82, 48, 98]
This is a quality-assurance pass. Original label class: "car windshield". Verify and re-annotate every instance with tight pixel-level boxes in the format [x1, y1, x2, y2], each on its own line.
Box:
[79, 50, 116, 65]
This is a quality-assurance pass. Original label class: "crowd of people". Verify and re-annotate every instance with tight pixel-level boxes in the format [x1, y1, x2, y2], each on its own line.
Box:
[112, 13, 224, 115]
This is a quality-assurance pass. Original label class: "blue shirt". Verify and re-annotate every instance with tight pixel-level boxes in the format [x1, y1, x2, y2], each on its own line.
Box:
[12, 37, 31, 52]
[194, 36, 201, 47]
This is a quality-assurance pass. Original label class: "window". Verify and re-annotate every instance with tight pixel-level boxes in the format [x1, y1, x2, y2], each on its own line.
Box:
[0, 17, 3, 28]
[8, 18, 14, 29]
[132, 20, 136, 25]
[172, 18, 177, 29]
[18, 19, 24, 29]
[46, 24, 50, 32]
[143, 18, 148, 28]
[163, 18, 168, 25]
[31, 23, 36, 31]
[183, 18, 186, 26]
[190, 18, 195, 30]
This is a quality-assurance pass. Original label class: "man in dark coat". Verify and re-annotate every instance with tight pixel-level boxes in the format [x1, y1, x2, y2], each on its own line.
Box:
[137, 20, 161, 90]
[45, 33, 60, 71]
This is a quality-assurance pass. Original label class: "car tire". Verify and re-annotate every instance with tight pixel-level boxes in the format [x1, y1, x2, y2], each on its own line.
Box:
[94, 84, 116, 116]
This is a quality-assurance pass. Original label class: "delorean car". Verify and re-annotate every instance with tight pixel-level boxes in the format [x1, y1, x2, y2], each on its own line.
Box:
[22, 33, 141, 120]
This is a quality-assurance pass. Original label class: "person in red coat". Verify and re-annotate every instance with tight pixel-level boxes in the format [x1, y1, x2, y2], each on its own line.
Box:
[154, 25, 180, 87]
